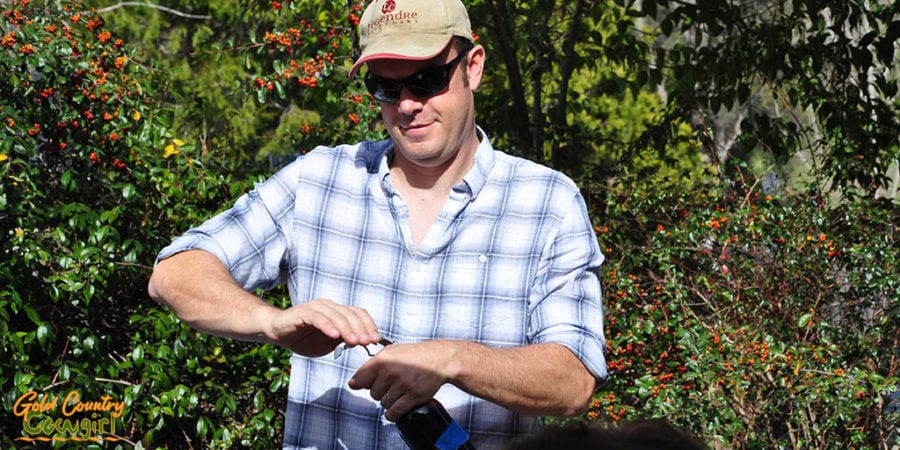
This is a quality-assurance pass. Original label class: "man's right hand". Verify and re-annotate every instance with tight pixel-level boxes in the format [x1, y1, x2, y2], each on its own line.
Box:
[261, 299, 382, 357]
[149, 250, 382, 357]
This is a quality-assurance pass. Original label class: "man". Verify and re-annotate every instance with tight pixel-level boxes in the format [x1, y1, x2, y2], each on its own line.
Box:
[148, 0, 607, 447]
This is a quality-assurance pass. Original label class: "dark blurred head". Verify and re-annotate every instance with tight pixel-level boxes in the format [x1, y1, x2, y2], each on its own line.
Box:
[506, 419, 706, 450]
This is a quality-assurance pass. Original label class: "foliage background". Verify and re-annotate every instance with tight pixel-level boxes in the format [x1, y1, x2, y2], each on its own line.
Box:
[1, 0, 897, 448]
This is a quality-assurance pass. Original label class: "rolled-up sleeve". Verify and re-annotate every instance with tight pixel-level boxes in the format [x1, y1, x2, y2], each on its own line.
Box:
[156, 161, 301, 292]
[528, 192, 607, 384]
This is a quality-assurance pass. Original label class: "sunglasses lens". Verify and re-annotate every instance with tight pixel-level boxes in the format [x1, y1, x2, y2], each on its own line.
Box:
[365, 77, 402, 103]
[406, 67, 450, 98]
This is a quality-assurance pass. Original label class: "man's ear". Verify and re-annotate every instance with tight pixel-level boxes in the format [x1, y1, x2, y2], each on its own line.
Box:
[465, 45, 485, 91]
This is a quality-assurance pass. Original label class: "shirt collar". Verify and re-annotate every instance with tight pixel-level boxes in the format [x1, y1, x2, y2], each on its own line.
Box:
[460, 125, 494, 200]
[374, 125, 495, 200]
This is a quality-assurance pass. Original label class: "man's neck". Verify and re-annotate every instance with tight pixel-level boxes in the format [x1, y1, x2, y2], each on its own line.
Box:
[389, 133, 479, 195]
[388, 132, 480, 251]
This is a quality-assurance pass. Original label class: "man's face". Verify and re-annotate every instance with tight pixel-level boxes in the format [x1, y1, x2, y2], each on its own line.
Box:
[367, 44, 484, 171]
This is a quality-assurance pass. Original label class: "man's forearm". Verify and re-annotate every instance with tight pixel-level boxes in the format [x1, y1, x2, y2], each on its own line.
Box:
[446, 341, 596, 417]
[147, 249, 279, 343]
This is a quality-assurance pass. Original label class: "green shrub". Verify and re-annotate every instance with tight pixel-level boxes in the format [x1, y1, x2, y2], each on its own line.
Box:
[0, 0, 379, 446]
[0, 2, 287, 447]
[587, 174, 899, 449]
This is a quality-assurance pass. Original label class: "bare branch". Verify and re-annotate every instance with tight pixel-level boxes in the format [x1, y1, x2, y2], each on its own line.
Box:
[95, 2, 211, 20]
[94, 377, 135, 387]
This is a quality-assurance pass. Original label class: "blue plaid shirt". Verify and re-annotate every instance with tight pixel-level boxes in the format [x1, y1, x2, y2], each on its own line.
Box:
[157, 130, 607, 449]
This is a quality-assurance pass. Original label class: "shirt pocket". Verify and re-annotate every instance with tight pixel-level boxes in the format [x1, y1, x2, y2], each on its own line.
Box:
[432, 254, 532, 345]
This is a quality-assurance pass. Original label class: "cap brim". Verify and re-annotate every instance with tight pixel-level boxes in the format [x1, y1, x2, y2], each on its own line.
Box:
[349, 34, 453, 78]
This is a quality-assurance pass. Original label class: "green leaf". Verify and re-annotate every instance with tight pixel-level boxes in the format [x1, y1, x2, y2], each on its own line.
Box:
[132, 345, 145, 365]
[23, 304, 40, 324]
[197, 415, 210, 438]
[122, 183, 136, 199]
[14, 371, 34, 388]
[36, 323, 49, 346]
[56, 362, 71, 381]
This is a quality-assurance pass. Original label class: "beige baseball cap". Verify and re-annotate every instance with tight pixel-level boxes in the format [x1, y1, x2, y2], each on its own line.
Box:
[349, 0, 473, 77]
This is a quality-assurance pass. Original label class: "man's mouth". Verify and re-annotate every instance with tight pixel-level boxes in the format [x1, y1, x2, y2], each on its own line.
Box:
[400, 121, 435, 135]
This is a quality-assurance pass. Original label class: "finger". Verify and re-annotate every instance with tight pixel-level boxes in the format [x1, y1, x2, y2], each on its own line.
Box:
[348, 346, 397, 390]
[348, 357, 380, 390]
[288, 301, 343, 340]
[319, 302, 380, 344]
[376, 388, 403, 420]
[381, 391, 394, 408]
[383, 391, 420, 422]
[303, 300, 380, 345]
[340, 305, 382, 343]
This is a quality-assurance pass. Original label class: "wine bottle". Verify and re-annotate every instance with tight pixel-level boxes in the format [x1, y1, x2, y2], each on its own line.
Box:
[396, 399, 476, 450]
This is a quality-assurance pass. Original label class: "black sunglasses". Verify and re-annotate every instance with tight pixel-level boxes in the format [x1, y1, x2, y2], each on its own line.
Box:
[364, 51, 468, 104]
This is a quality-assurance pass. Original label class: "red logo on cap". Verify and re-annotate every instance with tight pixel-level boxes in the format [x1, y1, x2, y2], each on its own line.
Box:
[381, 0, 396, 14]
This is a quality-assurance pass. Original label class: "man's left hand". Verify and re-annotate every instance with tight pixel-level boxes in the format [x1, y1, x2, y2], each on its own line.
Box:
[349, 340, 459, 421]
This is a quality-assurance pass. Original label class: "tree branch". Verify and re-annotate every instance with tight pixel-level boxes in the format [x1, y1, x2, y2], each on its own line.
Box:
[95, 2, 211, 20]
[551, 0, 588, 168]
[487, 0, 533, 156]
